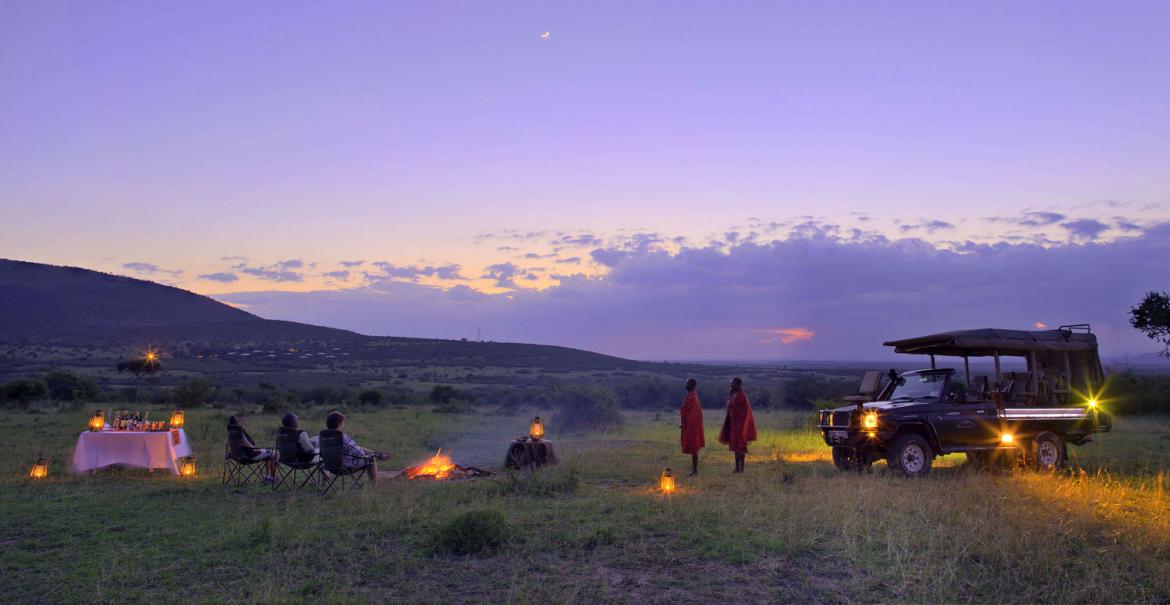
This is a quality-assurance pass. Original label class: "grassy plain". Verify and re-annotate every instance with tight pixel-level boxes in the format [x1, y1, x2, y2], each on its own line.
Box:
[2, 407, 1168, 604]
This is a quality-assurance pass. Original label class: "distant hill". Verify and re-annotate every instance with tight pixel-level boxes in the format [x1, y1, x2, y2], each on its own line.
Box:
[0, 259, 644, 371]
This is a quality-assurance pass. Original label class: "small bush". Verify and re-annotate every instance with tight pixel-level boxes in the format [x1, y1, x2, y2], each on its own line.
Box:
[433, 509, 510, 556]
[555, 383, 624, 432]
[358, 389, 385, 407]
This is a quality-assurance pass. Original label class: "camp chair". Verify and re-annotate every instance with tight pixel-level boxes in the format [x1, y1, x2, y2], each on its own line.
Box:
[273, 427, 321, 492]
[844, 371, 883, 404]
[317, 429, 374, 496]
[222, 427, 265, 486]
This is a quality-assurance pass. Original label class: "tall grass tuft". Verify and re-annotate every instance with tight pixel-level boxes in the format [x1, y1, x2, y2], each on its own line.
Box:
[433, 509, 511, 556]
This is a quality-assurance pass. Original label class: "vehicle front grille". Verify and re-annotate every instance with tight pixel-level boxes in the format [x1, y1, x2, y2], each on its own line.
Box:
[820, 410, 854, 427]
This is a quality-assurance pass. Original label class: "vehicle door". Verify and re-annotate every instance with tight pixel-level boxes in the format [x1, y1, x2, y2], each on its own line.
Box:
[933, 382, 999, 449]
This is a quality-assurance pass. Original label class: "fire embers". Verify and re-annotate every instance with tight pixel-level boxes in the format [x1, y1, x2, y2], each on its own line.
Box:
[403, 449, 492, 480]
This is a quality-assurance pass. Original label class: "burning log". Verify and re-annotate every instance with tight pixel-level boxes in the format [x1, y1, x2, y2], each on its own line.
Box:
[403, 450, 492, 480]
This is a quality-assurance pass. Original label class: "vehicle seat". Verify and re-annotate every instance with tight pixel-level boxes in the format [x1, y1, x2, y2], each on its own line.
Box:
[844, 371, 883, 403]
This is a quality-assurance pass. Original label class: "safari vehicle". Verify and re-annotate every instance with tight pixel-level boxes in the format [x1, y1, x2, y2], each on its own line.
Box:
[818, 325, 1111, 477]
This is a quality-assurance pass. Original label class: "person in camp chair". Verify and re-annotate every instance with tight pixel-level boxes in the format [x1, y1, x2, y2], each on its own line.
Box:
[324, 411, 391, 481]
[227, 415, 278, 482]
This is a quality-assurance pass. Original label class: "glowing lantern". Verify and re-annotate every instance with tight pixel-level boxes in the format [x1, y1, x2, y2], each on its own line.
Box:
[659, 468, 676, 494]
[89, 410, 105, 432]
[529, 416, 545, 440]
[180, 456, 197, 478]
[29, 456, 48, 480]
[169, 409, 185, 429]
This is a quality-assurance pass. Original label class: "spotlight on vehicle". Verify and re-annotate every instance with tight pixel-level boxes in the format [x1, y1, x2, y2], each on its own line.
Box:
[1088, 398, 1098, 409]
[1001, 433, 1014, 444]
[863, 411, 878, 429]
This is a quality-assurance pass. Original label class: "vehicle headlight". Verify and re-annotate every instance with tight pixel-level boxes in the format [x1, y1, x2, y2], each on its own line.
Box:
[863, 411, 878, 429]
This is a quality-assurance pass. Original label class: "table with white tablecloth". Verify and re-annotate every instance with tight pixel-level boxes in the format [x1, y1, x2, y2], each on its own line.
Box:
[70, 429, 193, 475]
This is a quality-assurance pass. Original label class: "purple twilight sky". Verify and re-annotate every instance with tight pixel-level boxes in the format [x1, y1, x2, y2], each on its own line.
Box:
[2, 1, 1169, 360]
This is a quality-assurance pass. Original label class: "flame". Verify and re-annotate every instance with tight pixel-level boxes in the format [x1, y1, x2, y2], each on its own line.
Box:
[406, 449, 455, 480]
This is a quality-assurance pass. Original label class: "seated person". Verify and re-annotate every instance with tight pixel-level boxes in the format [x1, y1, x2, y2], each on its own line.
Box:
[324, 411, 390, 481]
[227, 415, 278, 482]
[280, 413, 319, 463]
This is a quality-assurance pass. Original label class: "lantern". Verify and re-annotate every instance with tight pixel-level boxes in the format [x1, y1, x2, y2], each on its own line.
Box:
[659, 468, 676, 494]
[169, 409, 185, 429]
[89, 410, 105, 432]
[529, 416, 545, 440]
[29, 456, 48, 480]
[180, 456, 197, 478]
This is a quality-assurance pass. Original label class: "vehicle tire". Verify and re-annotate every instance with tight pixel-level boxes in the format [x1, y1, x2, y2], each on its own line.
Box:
[1031, 432, 1065, 471]
[887, 433, 934, 477]
[833, 442, 870, 472]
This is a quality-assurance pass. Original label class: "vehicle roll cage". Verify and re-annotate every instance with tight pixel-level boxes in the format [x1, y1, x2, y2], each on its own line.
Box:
[882, 325, 1103, 409]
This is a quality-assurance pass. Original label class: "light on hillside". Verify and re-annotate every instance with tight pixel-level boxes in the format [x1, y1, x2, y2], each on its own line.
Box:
[529, 416, 545, 440]
[180, 456, 197, 478]
[29, 456, 48, 480]
[88, 410, 105, 432]
[169, 409, 185, 429]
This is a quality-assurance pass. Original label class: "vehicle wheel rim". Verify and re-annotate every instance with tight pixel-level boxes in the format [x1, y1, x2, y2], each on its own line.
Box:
[1038, 441, 1058, 467]
[902, 444, 924, 473]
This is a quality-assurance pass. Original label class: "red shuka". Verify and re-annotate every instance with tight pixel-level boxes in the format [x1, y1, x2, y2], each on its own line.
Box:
[718, 389, 757, 453]
[680, 390, 705, 454]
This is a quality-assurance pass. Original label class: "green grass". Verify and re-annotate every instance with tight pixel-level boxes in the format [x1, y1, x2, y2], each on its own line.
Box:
[2, 407, 1168, 604]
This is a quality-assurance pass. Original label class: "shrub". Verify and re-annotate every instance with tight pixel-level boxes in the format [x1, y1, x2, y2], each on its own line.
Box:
[433, 509, 510, 556]
[555, 383, 624, 432]
[2, 379, 49, 409]
[358, 389, 385, 407]
[172, 377, 217, 409]
[42, 371, 101, 402]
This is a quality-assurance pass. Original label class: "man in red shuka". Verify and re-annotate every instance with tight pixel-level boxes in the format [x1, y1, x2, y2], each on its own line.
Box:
[719, 377, 757, 473]
[680, 378, 705, 475]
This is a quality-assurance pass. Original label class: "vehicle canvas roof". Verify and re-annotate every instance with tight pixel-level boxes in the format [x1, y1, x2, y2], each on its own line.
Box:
[883, 328, 1098, 357]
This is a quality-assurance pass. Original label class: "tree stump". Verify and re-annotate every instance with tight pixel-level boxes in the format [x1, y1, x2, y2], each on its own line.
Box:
[504, 437, 557, 469]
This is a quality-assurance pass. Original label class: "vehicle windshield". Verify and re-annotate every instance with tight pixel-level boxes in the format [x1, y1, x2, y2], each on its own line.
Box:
[889, 373, 947, 401]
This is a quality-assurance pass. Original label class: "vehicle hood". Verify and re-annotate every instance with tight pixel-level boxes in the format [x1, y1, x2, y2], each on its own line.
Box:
[829, 400, 926, 413]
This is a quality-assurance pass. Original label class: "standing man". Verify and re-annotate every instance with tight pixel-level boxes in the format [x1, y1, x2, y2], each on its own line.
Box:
[680, 378, 705, 475]
[719, 377, 757, 473]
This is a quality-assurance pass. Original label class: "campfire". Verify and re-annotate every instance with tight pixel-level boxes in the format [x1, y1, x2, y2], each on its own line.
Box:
[403, 449, 492, 480]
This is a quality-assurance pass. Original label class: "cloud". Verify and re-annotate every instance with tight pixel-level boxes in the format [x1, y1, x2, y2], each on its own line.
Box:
[323, 270, 350, 280]
[555, 257, 582, 264]
[234, 262, 304, 282]
[198, 272, 239, 283]
[339, 260, 365, 267]
[554, 233, 603, 247]
[988, 211, 1067, 228]
[216, 223, 1170, 361]
[762, 327, 815, 344]
[590, 248, 630, 268]
[482, 262, 522, 288]
[276, 259, 303, 269]
[1061, 219, 1110, 240]
[898, 220, 955, 234]
[372, 262, 464, 281]
[122, 262, 181, 276]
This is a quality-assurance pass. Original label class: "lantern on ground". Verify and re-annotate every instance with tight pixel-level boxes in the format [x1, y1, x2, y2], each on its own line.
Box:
[180, 456, 197, 478]
[659, 468, 676, 494]
[89, 410, 105, 432]
[529, 416, 545, 440]
[169, 409, 185, 429]
[29, 455, 48, 480]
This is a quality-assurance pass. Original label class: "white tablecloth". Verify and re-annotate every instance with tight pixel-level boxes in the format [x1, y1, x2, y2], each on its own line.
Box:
[70, 429, 193, 475]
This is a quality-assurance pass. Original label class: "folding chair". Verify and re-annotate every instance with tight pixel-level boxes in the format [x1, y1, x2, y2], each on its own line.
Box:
[318, 429, 374, 496]
[222, 427, 265, 486]
[273, 426, 321, 492]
